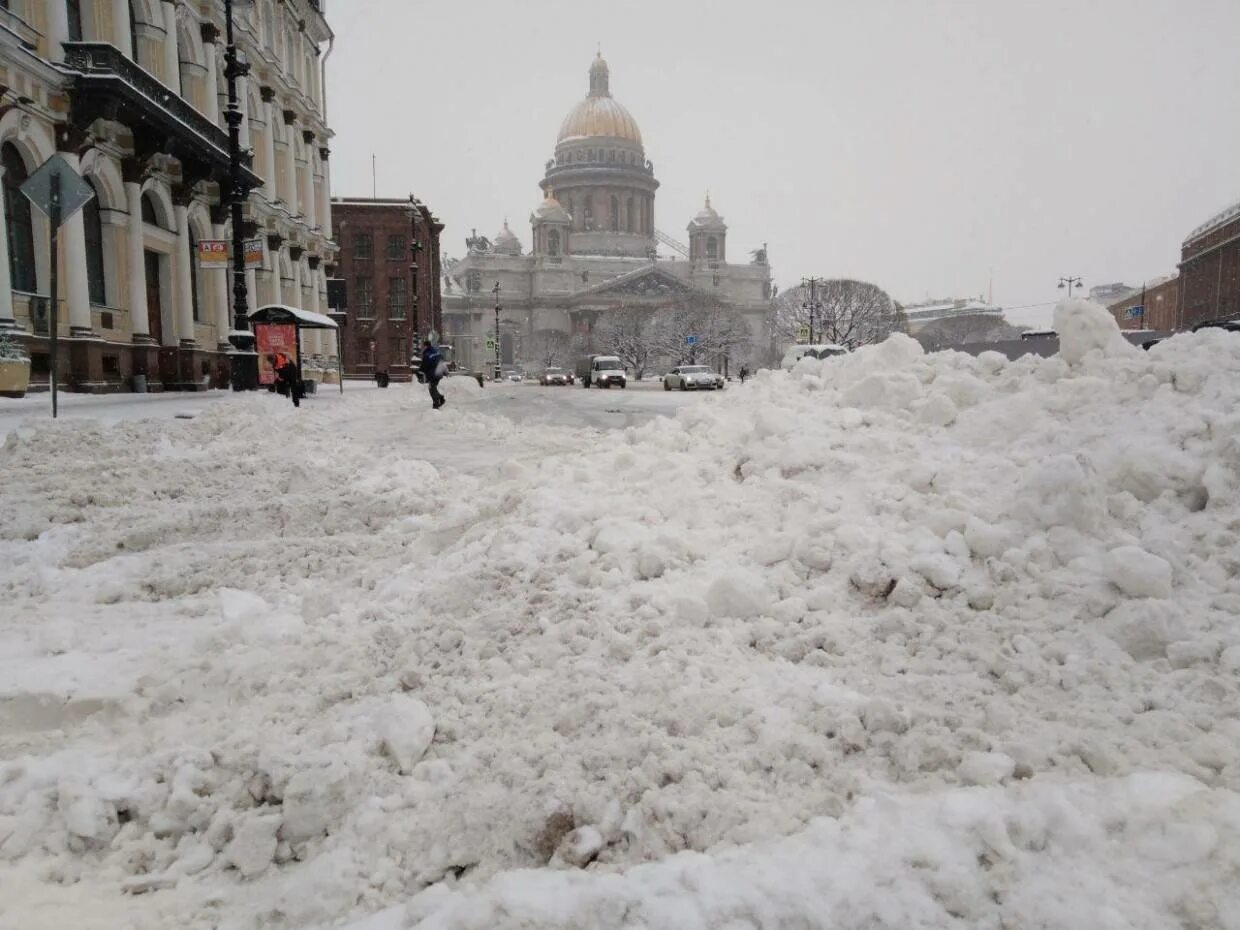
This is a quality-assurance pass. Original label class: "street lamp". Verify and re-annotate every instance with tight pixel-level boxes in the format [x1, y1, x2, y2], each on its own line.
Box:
[492, 281, 502, 381]
[224, 0, 257, 390]
[1057, 276, 1084, 299]
[407, 194, 423, 346]
[801, 276, 825, 344]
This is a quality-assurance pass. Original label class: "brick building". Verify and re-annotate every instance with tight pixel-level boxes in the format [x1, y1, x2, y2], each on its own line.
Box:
[1179, 201, 1240, 329]
[331, 198, 443, 380]
[1107, 275, 1179, 331]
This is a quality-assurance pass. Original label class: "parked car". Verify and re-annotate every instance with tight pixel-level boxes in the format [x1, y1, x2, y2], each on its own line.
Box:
[575, 355, 627, 388]
[664, 365, 724, 391]
[541, 367, 572, 385]
[1191, 317, 1240, 334]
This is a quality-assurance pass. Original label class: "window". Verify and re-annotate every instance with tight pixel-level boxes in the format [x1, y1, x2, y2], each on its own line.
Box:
[466, 270, 481, 293]
[354, 336, 372, 364]
[2, 143, 36, 292]
[388, 276, 407, 318]
[387, 234, 405, 260]
[610, 195, 619, 232]
[83, 182, 106, 305]
[66, 0, 82, 41]
[584, 196, 594, 230]
[128, 0, 138, 62]
[354, 233, 372, 260]
[548, 230, 560, 257]
[356, 276, 374, 316]
[706, 237, 718, 261]
[391, 337, 406, 363]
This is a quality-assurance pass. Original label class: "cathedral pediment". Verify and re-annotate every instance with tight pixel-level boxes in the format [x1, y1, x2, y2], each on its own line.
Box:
[584, 267, 697, 298]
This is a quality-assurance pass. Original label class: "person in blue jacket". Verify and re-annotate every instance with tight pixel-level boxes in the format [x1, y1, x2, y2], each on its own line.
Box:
[420, 340, 446, 409]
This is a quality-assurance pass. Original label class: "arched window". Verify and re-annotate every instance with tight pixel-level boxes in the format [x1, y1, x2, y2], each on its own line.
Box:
[609, 195, 619, 232]
[83, 181, 106, 305]
[706, 237, 718, 261]
[548, 230, 560, 257]
[583, 196, 593, 230]
[66, 0, 83, 41]
[141, 193, 167, 229]
[2, 143, 36, 292]
[626, 197, 634, 233]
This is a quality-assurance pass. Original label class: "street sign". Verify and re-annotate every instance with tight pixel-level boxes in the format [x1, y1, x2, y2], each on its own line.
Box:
[485, 337, 496, 350]
[796, 326, 811, 342]
[1125, 305, 1144, 319]
[686, 335, 698, 346]
[19, 154, 95, 421]
[20, 154, 95, 223]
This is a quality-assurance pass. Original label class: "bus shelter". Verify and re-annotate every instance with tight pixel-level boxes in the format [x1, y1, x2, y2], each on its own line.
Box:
[249, 305, 343, 393]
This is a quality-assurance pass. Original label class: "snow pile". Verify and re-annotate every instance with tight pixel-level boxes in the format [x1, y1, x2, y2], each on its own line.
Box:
[1, 302, 1239, 929]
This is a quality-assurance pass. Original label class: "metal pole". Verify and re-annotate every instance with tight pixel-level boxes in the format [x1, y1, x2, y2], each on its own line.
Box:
[224, 0, 256, 390]
[49, 170, 60, 419]
[492, 281, 501, 381]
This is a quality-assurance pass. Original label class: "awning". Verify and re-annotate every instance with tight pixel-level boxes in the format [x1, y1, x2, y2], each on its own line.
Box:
[249, 305, 339, 330]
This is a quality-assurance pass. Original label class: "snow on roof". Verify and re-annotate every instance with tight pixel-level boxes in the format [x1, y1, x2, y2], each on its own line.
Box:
[1184, 198, 1240, 245]
[249, 305, 339, 329]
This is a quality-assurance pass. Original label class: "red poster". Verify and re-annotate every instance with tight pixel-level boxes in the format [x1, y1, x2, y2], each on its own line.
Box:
[255, 324, 299, 385]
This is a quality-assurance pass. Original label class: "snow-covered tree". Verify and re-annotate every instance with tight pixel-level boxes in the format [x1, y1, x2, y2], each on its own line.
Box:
[528, 329, 572, 369]
[594, 308, 662, 379]
[771, 279, 901, 349]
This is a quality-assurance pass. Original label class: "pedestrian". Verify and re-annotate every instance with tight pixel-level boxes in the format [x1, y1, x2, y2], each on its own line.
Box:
[420, 340, 447, 409]
[739, 366, 749, 384]
[274, 353, 303, 408]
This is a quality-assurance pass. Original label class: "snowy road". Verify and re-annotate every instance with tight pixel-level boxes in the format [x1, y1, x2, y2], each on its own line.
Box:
[2, 306, 1238, 930]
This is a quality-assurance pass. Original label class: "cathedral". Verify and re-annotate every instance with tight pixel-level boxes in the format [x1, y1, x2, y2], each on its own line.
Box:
[442, 54, 772, 373]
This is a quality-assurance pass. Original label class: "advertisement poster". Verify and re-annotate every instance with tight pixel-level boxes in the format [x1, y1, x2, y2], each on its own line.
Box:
[255, 323, 298, 385]
[244, 238, 266, 270]
[197, 239, 228, 269]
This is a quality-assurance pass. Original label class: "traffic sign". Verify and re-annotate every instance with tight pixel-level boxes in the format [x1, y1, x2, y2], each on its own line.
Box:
[20, 154, 95, 225]
[686, 335, 698, 346]
[796, 326, 811, 342]
[485, 337, 496, 351]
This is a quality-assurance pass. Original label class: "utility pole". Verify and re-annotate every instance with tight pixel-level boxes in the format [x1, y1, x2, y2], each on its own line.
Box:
[224, 0, 257, 390]
[801, 276, 826, 344]
[1057, 275, 1084, 300]
[492, 281, 502, 381]
[408, 194, 423, 347]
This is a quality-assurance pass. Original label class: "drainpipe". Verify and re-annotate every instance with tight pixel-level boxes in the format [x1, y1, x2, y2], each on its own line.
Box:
[320, 32, 334, 124]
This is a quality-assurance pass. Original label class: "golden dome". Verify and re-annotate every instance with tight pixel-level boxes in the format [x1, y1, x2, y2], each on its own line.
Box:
[556, 53, 643, 146]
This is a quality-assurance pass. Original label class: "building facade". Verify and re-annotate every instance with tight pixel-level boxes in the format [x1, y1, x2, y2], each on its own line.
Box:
[899, 298, 1005, 335]
[442, 54, 771, 374]
[1107, 275, 1178, 332]
[331, 197, 443, 381]
[0, 0, 337, 392]
[1179, 200, 1240, 329]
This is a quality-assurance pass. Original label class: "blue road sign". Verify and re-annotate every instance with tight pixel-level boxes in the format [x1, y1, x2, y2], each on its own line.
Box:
[686, 335, 698, 346]
[1125, 305, 1144, 319]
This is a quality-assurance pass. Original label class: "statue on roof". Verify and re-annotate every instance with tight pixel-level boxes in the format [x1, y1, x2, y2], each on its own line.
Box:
[750, 243, 768, 266]
[465, 228, 493, 254]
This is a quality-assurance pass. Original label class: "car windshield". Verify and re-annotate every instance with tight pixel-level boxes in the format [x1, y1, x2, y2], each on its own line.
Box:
[596, 359, 622, 370]
[544, 368, 564, 374]
[682, 366, 711, 374]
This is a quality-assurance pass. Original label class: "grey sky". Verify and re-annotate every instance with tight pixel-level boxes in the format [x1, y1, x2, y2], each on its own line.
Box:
[328, 0, 1240, 327]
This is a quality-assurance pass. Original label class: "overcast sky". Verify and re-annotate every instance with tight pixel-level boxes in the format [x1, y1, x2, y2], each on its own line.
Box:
[327, 0, 1240, 327]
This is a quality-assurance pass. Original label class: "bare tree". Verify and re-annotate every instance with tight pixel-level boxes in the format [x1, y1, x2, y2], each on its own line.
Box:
[654, 295, 756, 368]
[771, 279, 900, 349]
[529, 329, 571, 369]
[914, 314, 1024, 352]
[594, 308, 662, 379]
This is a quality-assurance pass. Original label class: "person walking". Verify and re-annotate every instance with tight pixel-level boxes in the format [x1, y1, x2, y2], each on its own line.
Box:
[273, 353, 303, 408]
[739, 366, 749, 384]
[420, 340, 447, 409]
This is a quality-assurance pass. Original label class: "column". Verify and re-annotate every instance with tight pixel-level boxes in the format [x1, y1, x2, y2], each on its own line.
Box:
[269, 245, 283, 305]
[162, 0, 181, 93]
[291, 255, 303, 309]
[319, 149, 332, 238]
[211, 223, 230, 348]
[173, 203, 195, 346]
[0, 167, 15, 328]
[262, 94, 278, 201]
[282, 113, 298, 211]
[201, 27, 220, 125]
[237, 74, 251, 151]
[245, 267, 258, 313]
[58, 154, 93, 336]
[124, 180, 150, 340]
[301, 140, 317, 229]
[113, 0, 134, 58]
[46, 0, 70, 62]
[306, 265, 322, 356]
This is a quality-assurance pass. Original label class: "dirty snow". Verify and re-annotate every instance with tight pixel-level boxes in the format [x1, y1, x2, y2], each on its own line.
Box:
[1, 300, 1238, 929]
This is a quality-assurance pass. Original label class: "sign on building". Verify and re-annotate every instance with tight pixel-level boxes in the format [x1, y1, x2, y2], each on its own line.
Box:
[244, 238, 266, 270]
[197, 239, 228, 269]
[1125, 305, 1144, 319]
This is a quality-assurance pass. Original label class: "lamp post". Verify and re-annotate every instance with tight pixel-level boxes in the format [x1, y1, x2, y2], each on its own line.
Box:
[407, 194, 423, 347]
[224, 0, 257, 390]
[491, 281, 502, 380]
[801, 276, 825, 344]
[1057, 276, 1084, 300]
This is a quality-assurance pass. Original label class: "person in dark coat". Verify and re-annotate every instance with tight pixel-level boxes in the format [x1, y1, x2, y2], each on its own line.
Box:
[273, 353, 303, 407]
[420, 340, 446, 409]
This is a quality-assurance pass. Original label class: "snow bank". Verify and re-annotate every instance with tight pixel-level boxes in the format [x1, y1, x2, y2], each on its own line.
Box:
[2, 303, 1239, 928]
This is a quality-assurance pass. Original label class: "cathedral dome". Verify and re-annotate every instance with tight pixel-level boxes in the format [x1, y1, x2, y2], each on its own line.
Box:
[533, 193, 572, 224]
[494, 220, 522, 255]
[556, 54, 643, 146]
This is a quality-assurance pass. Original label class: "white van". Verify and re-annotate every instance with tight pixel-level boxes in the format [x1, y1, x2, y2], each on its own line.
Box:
[780, 344, 849, 370]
